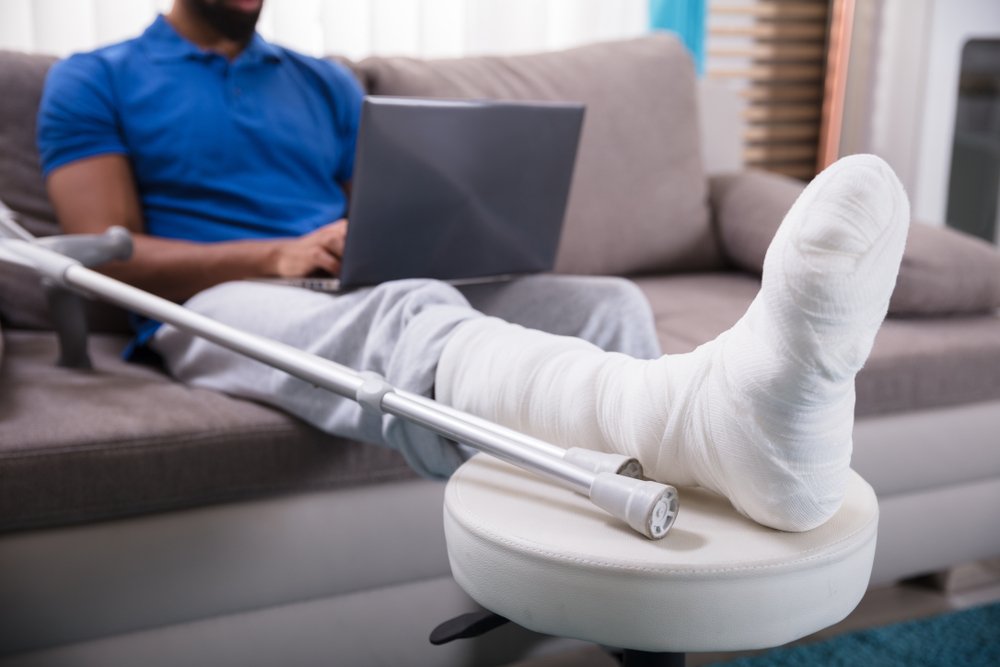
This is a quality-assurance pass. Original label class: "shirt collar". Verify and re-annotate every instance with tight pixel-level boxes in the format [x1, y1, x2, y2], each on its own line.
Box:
[141, 14, 282, 64]
[241, 33, 283, 64]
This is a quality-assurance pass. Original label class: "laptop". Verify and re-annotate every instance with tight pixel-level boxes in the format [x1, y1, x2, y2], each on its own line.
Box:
[261, 96, 585, 292]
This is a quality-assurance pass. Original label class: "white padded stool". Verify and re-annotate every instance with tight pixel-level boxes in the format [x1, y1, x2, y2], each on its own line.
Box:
[443, 455, 879, 661]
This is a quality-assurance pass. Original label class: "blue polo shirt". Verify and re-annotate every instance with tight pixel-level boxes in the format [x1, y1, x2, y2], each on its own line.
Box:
[37, 14, 363, 243]
[37, 16, 363, 357]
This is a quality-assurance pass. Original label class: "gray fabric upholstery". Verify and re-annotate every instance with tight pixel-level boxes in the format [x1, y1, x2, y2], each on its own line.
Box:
[0, 331, 417, 532]
[709, 170, 804, 275]
[0, 51, 131, 333]
[2, 35, 997, 544]
[634, 272, 762, 354]
[710, 169, 1000, 315]
[0, 264, 131, 334]
[0, 51, 58, 238]
[0, 51, 59, 330]
[858, 314, 1000, 416]
[359, 34, 722, 277]
[891, 221, 1000, 315]
[0, 264, 52, 330]
[12, 275, 997, 533]
[633, 273, 1000, 417]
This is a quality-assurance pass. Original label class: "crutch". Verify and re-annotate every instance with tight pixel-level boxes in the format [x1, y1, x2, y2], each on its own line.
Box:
[0, 217, 679, 539]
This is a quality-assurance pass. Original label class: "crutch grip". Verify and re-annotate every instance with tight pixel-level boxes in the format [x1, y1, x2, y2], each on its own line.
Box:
[589, 473, 679, 540]
[37, 225, 133, 269]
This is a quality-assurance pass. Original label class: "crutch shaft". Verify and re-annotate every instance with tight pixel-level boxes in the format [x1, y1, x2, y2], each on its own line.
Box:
[50, 258, 632, 485]
[398, 391, 644, 478]
[15, 258, 585, 488]
[69, 265, 598, 492]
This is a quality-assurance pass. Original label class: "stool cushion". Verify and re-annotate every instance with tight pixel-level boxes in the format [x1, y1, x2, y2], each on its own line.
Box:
[444, 455, 878, 652]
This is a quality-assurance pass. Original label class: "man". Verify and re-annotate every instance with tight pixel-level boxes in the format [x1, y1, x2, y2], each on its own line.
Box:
[39, 0, 910, 532]
[38, 0, 662, 478]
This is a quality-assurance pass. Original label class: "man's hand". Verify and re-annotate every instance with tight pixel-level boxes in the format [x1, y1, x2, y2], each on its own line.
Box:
[46, 154, 353, 300]
[270, 219, 348, 277]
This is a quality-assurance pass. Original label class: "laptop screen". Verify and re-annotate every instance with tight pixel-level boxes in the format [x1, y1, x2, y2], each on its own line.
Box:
[339, 96, 585, 290]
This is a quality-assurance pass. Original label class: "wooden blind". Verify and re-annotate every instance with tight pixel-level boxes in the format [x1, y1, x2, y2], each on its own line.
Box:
[706, 0, 832, 180]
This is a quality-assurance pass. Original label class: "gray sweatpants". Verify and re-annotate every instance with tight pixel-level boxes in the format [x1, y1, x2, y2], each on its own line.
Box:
[151, 275, 660, 477]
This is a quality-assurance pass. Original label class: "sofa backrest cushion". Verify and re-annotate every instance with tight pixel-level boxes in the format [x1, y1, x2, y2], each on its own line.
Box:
[359, 34, 722, 276]
[0, 53, 132, 333]
[0, 51, 58, 238]
[0, 51, 64, 330]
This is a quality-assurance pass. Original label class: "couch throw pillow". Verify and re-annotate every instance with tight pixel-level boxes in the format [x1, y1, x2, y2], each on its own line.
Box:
[714, 170, 1000, 316]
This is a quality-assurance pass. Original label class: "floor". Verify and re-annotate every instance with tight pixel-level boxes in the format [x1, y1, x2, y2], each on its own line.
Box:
[510, 558, 1000, 667]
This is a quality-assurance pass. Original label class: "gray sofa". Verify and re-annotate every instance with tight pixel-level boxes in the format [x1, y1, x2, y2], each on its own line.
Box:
[2, 34, 1000, 667]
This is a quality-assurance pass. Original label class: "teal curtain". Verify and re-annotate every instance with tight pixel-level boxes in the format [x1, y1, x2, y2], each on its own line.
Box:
[649, 0, 707, 76]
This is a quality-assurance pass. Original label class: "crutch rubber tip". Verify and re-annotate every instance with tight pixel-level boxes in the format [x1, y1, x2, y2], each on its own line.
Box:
[564, 448, 645, 478]
[589, 473, 679, 540]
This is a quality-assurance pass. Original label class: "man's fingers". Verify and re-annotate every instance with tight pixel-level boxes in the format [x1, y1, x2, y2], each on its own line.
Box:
[315, 224, 347, 257]
[312, 247, 341, 276]
[326, 232, 347, 258]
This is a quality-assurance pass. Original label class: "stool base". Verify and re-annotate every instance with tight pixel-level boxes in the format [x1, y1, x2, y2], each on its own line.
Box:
[617, 649, 685, 667]
[431, 611, 687, 667]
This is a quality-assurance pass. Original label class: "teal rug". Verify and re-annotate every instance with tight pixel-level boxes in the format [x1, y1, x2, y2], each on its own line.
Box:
[710, 602, 1000, 667]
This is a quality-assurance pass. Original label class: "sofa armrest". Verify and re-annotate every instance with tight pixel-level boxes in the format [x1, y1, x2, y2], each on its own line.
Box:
[708, 169, 806, 273]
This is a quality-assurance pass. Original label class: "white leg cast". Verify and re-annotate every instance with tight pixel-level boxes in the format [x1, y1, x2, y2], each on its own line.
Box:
[436, 154, 910, 531]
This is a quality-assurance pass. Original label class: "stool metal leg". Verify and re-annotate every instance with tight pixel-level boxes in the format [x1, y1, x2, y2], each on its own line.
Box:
[430, 611, 687, 667]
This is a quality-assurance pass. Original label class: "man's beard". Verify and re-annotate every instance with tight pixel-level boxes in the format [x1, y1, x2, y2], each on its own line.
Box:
[185, 0, 261, 43]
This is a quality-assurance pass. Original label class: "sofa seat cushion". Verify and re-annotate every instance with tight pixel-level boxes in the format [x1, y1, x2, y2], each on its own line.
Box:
[0, 332, 416, 532]
[634, 273, 1000, 418]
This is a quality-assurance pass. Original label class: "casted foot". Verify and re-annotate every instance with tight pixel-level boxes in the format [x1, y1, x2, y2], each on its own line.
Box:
[437, 154, 910, 532]
[667, 154, 910, 530]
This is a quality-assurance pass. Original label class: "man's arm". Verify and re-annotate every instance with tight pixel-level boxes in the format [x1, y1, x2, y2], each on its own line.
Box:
[47, 154, 347, 302]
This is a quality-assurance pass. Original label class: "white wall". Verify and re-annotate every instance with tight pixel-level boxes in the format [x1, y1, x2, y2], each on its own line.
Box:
[863, 0, 933, 210]
[912, 0, 1000, 226]
[0, 0, 649, 60]
[846, 0, 1000, 225]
